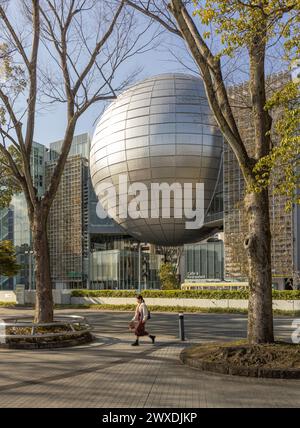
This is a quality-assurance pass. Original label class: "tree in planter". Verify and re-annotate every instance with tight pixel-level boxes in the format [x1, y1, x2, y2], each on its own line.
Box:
[0, 0, 156, 323]
[159, 262, 180, 290]
[0, 240, 20, 277]
[125, 0, 300, 343]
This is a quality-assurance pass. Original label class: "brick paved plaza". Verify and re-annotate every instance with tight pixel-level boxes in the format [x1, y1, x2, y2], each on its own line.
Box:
[0, 308, 300, 408]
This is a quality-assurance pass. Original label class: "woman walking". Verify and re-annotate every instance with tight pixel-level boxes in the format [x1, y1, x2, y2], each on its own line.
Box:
[129, 295, 156, 346]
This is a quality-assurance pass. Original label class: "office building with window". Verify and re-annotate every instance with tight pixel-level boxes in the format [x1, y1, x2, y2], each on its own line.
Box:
[46, 133, 163, 289]
[223, 72, 300, 289]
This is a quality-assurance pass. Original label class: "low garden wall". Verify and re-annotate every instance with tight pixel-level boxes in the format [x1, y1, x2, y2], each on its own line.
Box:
[68, 289, 300, 312]
[69, 296, 300, 312]
[0, 291, 16, 303]
[1, 289, 300, 312]
[0, 290, 71, 305]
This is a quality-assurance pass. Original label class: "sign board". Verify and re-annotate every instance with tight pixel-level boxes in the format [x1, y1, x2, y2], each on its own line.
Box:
[186, 272, 207, 281]
[67, 272, 82, 279]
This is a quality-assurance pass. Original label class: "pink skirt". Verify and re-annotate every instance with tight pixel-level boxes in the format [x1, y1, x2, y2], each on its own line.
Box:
[132, 321, 148, 337]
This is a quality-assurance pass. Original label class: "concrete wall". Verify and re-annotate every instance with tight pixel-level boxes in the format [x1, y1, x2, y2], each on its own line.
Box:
[70, 296, 300, 312]
[24, 290, 72, 305]
[0, 291, 16, 303]
[0, 290, 72, 305]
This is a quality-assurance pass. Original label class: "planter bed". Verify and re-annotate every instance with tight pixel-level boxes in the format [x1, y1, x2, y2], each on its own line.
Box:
[0, 315, 94, 349]
[180, 341, 300, 379]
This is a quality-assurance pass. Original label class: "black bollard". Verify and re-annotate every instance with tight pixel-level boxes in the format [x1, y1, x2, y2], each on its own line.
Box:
[179, 313, 185, 341]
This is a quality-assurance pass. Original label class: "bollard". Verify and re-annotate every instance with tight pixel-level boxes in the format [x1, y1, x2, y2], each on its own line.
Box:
[179, 313, 185, 341]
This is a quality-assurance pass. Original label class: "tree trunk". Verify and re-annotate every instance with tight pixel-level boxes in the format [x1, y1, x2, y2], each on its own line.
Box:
[244, 189, 274, 344]
[31, 207, 53, 323]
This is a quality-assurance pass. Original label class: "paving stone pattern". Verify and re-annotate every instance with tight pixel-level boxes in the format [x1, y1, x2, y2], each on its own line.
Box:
[0, 309, 299, 408]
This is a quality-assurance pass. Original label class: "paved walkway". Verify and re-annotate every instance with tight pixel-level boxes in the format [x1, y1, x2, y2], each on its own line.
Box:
[0, 308, 300, 408]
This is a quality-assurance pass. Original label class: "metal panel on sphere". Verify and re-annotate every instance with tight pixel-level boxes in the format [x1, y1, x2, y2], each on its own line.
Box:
[90, 74, 223, 246]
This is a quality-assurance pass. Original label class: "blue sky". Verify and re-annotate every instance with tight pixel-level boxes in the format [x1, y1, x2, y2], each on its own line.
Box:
[33, 26, 195, 147]
[34, 44, 191, 146]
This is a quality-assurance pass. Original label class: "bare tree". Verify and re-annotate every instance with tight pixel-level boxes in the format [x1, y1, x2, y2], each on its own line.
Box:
[124, 0, 300, 343]
[0, 0, 156, 322]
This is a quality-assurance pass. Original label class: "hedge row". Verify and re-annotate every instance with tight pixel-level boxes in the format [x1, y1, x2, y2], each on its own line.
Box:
[71, 289, 300, 300]
[0, 302, 16, 308]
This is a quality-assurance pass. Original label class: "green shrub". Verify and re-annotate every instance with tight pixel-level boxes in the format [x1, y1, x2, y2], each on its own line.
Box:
[71, 288, 300, 300]
[272, 290, 300, 300]
[0, 301, 16, 308]
[71, 289, 137, 298]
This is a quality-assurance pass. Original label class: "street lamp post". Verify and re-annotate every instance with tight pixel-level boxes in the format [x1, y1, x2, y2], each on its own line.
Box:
[138, 242, 142, 293]
[25, 250, 34, 291]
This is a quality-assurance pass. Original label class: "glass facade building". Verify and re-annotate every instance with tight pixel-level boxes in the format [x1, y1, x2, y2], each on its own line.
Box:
[90, 249, 162, 290]
[46, 133, 163, 289]
[184, 241, 224, 282]
[0, 142, 46, 290]
[49, 133, 90, 161]
[224, 72, 300, 288]
[46, 156, 88, 288]
[14, 142, 46, 289]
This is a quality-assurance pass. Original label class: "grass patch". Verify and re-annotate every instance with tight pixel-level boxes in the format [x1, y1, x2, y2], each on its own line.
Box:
[71, 289, 300, 300]
[1, 302, 298, 316]
[54, 303, 300, 316]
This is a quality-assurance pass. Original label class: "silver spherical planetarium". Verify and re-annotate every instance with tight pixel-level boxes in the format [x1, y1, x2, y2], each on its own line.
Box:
[90, 73, 223, 246]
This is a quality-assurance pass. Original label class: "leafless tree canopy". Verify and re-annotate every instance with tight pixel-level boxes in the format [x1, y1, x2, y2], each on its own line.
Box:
[0, 0, 158, 189]
[0, 0, 159, 322]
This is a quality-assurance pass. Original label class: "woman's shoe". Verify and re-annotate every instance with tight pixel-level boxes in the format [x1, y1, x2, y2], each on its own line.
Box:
[149, 335, 156, 344]
[131, 340, 139, 346]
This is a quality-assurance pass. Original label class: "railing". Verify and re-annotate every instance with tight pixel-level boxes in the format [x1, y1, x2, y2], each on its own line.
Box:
[181, 282, 248, 291]
[0, 315, 92, 340]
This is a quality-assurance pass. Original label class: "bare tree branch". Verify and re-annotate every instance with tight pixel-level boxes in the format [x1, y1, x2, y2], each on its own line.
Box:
[24, 0, 41, 154]
[168, 0, 252, 177]
[125, 0, 181, 37]
[72, 0, 125, 97]
[0, 3, 31, 70]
